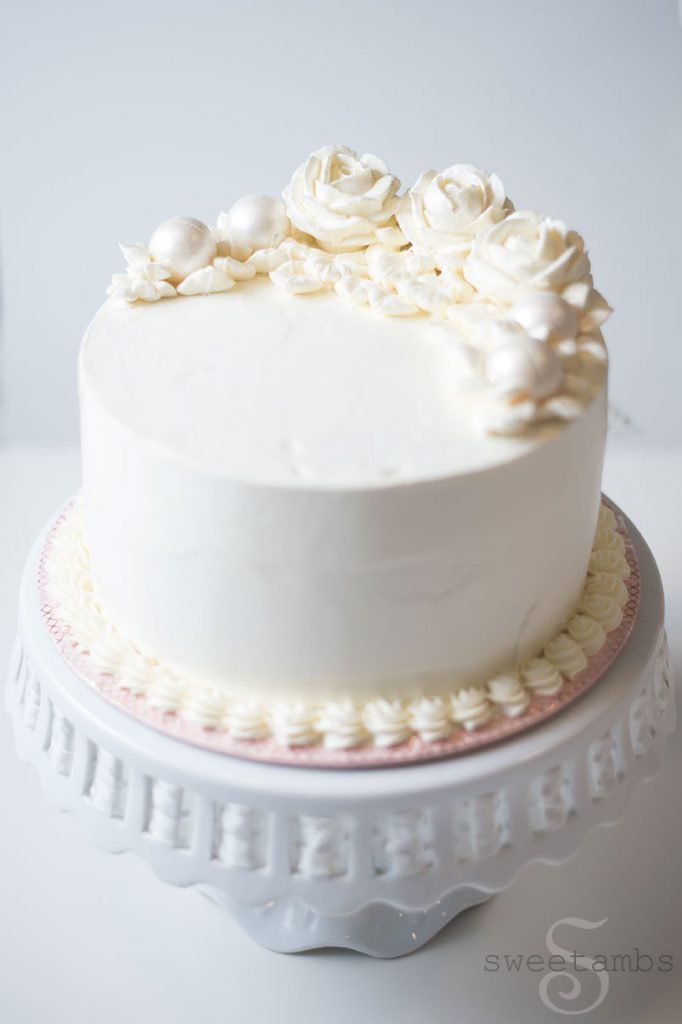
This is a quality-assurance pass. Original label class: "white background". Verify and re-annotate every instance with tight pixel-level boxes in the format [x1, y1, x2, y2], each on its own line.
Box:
[1, 0, 681, 444]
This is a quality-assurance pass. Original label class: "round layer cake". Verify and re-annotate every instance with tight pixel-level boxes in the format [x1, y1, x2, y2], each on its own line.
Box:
[80, 290, 606, 701]
[72, 146, 612, 741]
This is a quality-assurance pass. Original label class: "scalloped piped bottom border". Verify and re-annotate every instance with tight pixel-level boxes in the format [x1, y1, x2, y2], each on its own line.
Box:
[37, 498, 640, 769]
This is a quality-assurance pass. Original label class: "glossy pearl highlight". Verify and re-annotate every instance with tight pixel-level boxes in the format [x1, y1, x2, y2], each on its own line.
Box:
[486, 335, 563, 399]
[510, 293, 578, 343]
[149, 218, 217, 285]
[220, 194, 291, 260]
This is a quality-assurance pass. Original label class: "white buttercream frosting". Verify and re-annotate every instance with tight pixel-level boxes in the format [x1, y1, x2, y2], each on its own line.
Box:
[147, 668, 185, 712]
[103, 144, 611, 439]
[269, 259, 325, 295]
[46, 491, 627, 748]
[362, 699, 412, 748]
[176, 261, 236, 296]
[407, 697, 453, 743]
[316, 702, 368, 750]
[588, 548, 630, 579]
[181, 685, 227, 728]
[486, 673, 531, 717]
[449, 686, 493, 731]
[593, 526, 626, 555]
[118, 655, 155, 696]
[578, 593, 622, 632]
[107, 244, 176, 304]
[397, 164, 510, 267]
[246, 246, 289, 274]
[463, 211, 591, 306]
[227, 700, 269, 741]
[520, 657, 563, 697]
[567, 613, 606, 657]
[77, 148, 620, 752]
[282, 145, 401, 252]
[544, 633, 588, 678]
[585, 571, 628, 608]
[597, 504, 618, 531]
[269, 703, 318, 747]
[86, 627, 130, 674]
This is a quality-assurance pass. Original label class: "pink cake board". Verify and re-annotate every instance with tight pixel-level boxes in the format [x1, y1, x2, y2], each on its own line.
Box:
[37, 497, 640, 769]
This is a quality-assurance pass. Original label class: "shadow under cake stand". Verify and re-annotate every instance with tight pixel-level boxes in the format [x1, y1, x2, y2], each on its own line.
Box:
[6, 508, 676, 958]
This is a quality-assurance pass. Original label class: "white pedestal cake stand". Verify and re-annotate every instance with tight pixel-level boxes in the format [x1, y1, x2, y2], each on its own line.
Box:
[5, 511, 675, 958]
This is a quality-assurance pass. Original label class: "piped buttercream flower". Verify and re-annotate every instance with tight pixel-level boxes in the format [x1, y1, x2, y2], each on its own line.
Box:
[463, 211, 592, 307]
[283, 145, 401, 253]
[397, 164, 511, 268]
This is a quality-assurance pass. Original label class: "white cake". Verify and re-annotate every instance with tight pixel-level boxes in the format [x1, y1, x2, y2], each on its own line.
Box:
[50, 146, 619, 748]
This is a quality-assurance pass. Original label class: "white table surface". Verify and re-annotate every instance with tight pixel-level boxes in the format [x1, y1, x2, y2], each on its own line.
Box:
[1, 442, 680, 1024]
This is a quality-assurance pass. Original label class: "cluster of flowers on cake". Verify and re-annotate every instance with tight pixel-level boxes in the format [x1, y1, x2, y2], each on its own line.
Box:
[45, 500, 630, 751]
[106, 145, 611, 435]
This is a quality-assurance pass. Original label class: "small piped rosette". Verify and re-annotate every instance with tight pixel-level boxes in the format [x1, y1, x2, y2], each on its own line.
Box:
[39, 498, 639, 767]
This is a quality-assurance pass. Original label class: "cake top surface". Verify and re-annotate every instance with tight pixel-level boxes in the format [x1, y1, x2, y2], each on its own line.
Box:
[82, 279, 577, 486]
[87, 144, 611, 486]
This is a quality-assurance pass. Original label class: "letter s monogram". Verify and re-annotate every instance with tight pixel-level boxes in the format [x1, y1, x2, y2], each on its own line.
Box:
[539, 917, 609, 1015]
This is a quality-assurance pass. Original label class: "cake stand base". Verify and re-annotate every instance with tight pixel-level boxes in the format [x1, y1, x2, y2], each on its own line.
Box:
[199, 883, 493, 957]
[5, 509, 675, 958]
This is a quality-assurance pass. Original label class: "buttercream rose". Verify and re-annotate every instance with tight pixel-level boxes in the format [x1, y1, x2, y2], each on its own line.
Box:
[397, 164, 510, 267]
[282, 145, 401, 253]
[464, 210, 591, 306]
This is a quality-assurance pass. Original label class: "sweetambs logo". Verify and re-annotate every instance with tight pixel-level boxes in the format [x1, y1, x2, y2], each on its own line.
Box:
[483, 917, 673, 1016]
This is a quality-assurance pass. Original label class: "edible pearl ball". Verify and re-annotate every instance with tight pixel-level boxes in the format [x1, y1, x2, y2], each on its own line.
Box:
[222, 194, 290, 259]
[510, 293, 578, 344]
[484, 318, 529, 351]
[486, 335, 563, 400]
[149, 217, 217, 284]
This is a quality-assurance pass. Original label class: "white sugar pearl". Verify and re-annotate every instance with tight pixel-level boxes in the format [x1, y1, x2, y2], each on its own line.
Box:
[510, 293, 578, 343]
[486, 335, 563, 399]
[485, 319, 529, 350]
[220, 194, 290, 259]
[149, 217, 217, 284]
